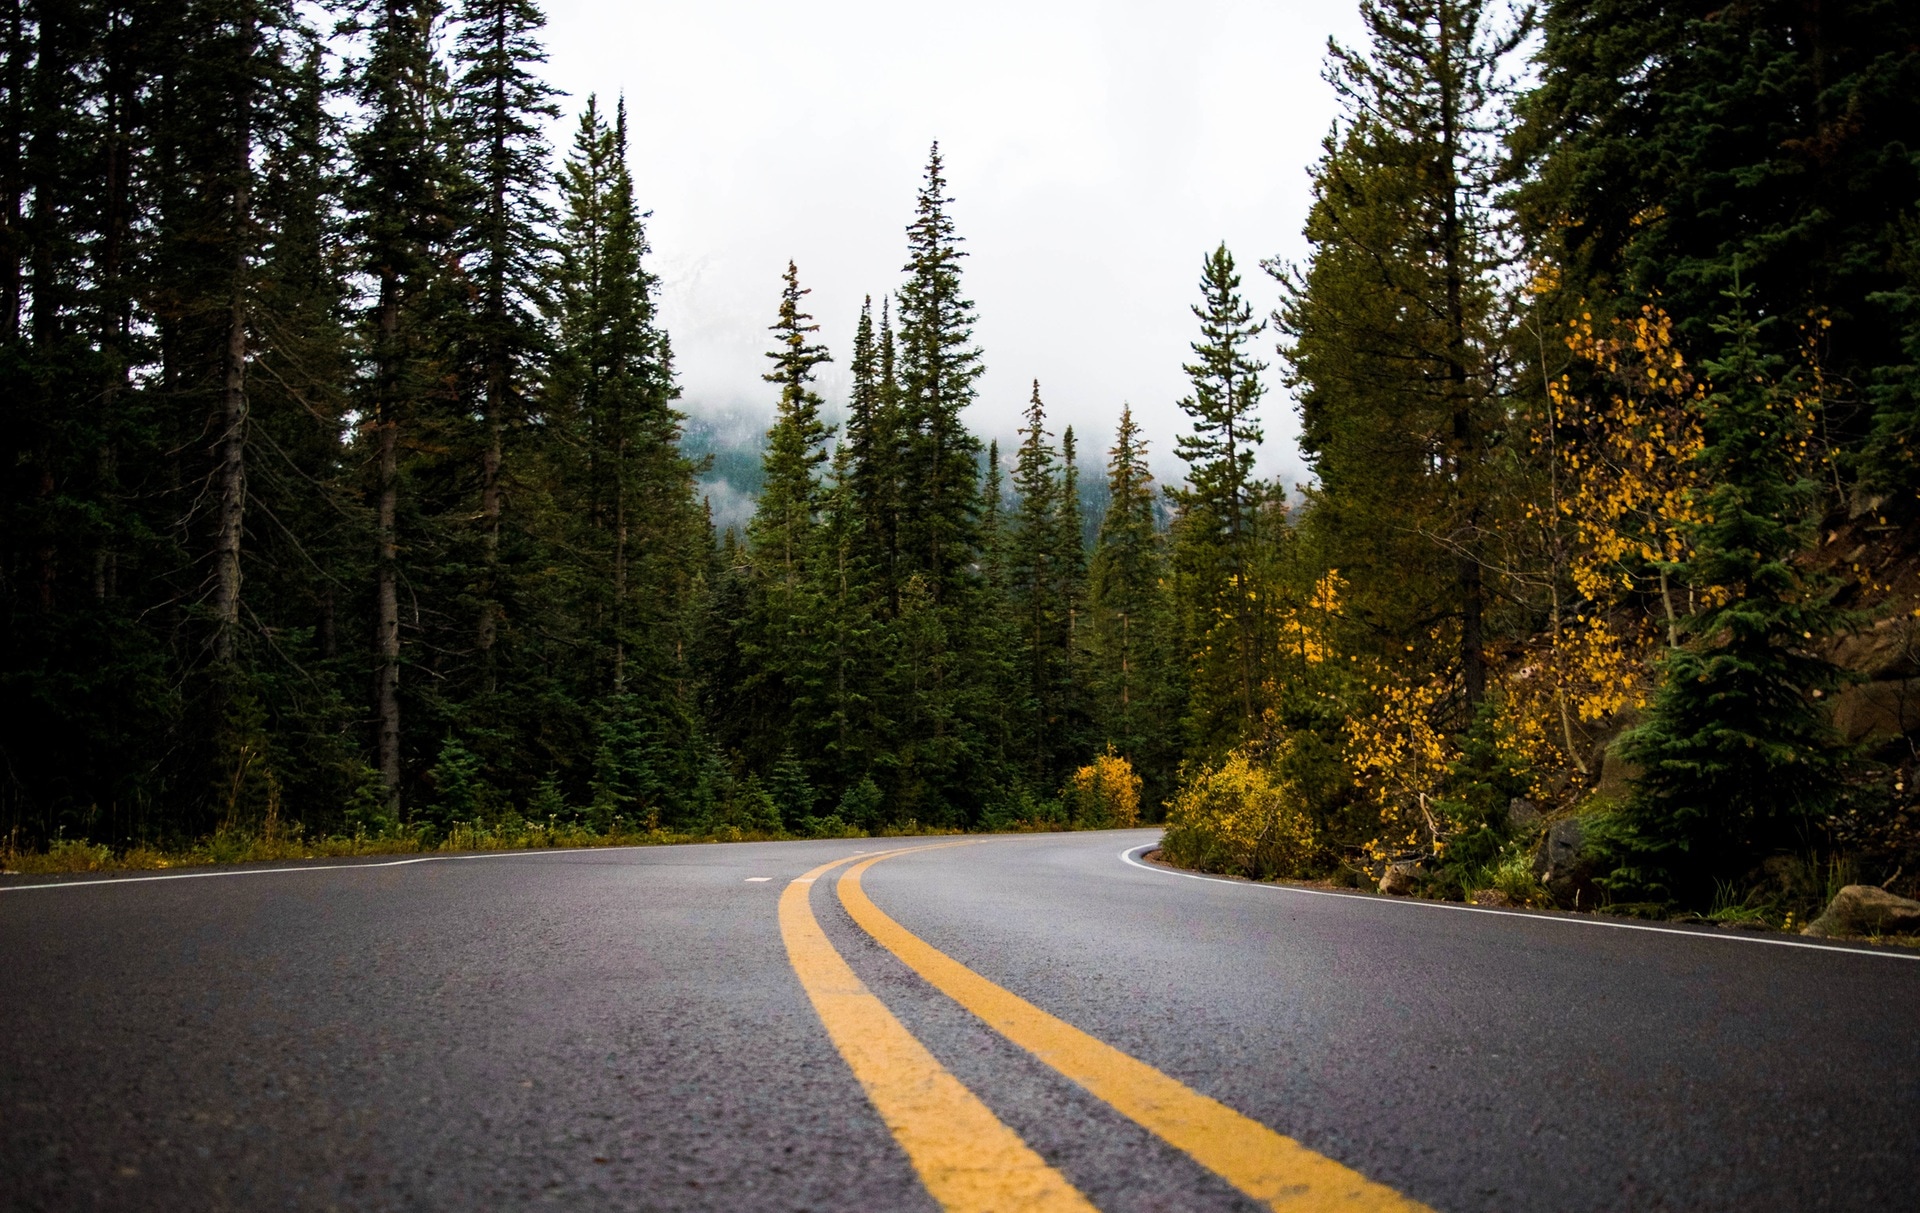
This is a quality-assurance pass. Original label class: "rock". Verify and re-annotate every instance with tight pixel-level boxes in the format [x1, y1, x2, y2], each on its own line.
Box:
[1847, 490, 1886, 520]
[1829, 618, 1920, 682]
[1830, 678, 1920, 745]
[1506, 797, 1543, 831]
[1803, 884, 1920, 938]
[1583, 708, 1640, 789]
[1378, 861, 1424, 896]
[1593, 740, 1642, 801]
[1532, 817, 1587, 883]
[1473, 888, 1515, 908]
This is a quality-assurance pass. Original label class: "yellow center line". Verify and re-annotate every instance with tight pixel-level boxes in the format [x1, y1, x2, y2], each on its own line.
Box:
[838, 850, 1434, 1213]
[779, 846, 1099, 1213]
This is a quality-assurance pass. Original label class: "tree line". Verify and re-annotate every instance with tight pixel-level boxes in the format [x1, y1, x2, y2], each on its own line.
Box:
[1162, 0, 1919, 915]
[4, 0, 1917, 918]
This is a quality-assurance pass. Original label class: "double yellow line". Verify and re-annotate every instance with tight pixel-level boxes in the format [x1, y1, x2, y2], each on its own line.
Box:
[779, 843, 1432, 1213]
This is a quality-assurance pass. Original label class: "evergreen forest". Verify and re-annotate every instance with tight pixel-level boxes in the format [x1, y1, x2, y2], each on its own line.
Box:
[4, 0, 1917, 921]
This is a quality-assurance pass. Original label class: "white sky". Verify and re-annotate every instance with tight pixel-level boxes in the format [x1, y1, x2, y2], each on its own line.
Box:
[541, 0, 1368, 506]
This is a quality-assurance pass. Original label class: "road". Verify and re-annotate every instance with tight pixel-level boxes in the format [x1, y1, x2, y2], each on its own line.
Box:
[2, 830, 1916, 1211]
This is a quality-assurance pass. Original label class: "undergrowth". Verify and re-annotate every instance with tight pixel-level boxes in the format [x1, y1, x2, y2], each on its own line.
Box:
[0, 814, 1140, 876]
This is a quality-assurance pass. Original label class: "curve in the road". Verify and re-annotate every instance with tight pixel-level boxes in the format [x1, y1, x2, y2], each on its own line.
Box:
[835, 846, 1431, 1213]
[1117, 843, 1920, 962]
[779, 845, 1099, 1213]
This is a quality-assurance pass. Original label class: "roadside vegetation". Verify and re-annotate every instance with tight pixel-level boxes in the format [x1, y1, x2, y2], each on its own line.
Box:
[3, 0, 1916, 934]
[2, 754, 1142, 875]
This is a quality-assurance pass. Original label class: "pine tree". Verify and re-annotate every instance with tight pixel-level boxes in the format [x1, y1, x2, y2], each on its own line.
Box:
[345, 0, 462, 815]
[1170, 243, 1270, 747]
[980, 438, 1006, 593]
[894, 142, 983, 601]
[869, 143, 1003, 823]
[1054, 424, 1091, 772]
[4, 0, 178, 843]
[1596, 294, 1850, 907]
[1089, 405, 1177, 792]
[548, 95, 705, 817]
[154, 0, 369, 833]
[230, 34, 368, 828]
[1008, 381, 1065, 782]
[1277, 0, 1525, 717]
[448, 0, 557, 670]
[726, 259, 837, 776]
[750, 260, 833, 580]
[808, 438, 884, 796]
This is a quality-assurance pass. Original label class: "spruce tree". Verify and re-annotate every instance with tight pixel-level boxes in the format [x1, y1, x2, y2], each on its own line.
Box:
[1277, 0, 1525, 717]
[1008, 381, 1065, 783]
[1170, 243, 1270, 747]
[808, 438, 884, 796]
[750, 260, 833, 581]
[548, 95, 705, 819]
[894, 142, 983, 601]
[731, 260, 835, 775]
[1054, 424, 1091, 772]
[1597, 295, 1849, 907]
[1089, 405, 1176, 791]
[345, 0, 462, 815]
[980, 438, 1006, 594]
[448, 0, 558, 671]
[871, 143, 1001, 823]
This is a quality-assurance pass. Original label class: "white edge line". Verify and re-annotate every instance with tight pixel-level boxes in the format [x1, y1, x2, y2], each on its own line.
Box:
[0, 844, 653, 893]
[1119, 842, 1920, 963]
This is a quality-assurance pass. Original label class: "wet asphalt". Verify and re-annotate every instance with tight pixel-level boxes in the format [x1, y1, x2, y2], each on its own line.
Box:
[2, 830, 1916, 1211]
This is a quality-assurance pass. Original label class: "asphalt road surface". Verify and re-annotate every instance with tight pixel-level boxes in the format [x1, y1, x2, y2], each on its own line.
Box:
[3, 830, 1917, 1211]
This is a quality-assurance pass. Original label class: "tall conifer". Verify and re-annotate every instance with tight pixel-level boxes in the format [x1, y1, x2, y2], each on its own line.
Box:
[449, 0, 558, 670]
[1280, 0, 1528, 714]
[1171, 243, 1270, 746]
[1089, 405, 1176, 790]
[1008, 382, 1064, 782]
[894, 143, 983, 601]
[346, 0, 461, 814]
[751, 261, 833, 580]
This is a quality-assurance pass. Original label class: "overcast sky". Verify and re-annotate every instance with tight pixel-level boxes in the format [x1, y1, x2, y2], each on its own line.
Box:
[540, 0, 1368, 512]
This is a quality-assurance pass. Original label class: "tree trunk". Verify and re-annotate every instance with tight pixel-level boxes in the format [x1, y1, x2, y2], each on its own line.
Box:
[478, 406, 500, 668]
[1658, 566, 1680, 648]
[612, 435, 627, 689]
[94, 9, 131, 605]
[1, 0, 25, 343]
[1437, 4, 1486, 713]
[476, 6, 513, 678]
[374, 274, 403, 817]
[212, 68, 252, 665]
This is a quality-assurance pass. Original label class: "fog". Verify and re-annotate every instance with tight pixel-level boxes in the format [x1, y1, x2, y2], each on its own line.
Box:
[541, 0, 1368, 520]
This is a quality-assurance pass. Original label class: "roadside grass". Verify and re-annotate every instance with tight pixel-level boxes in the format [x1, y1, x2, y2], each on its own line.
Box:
[0, 814, 1140, 876]
[1702, 879, 1773, 927]
[1460, 846, 1551, 908]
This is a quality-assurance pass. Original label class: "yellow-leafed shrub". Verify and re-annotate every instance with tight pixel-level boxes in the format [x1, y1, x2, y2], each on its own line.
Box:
[1064, 749, 1142, 828]
[1160, 746, 1316, 879]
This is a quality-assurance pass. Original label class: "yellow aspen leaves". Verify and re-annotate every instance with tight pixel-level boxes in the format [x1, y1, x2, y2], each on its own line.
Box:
[1063, 749, 1142, 828]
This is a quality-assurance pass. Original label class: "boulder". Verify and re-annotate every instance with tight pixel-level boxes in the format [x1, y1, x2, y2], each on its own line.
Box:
[1593, 742, 1642, 801]
[1830, 678, 1920, 745]
[1378, 861, 1424, 896]
[1506, 797, 1544, 831]
[1532, 817, 1586, 882]
[1803, 884, 1920, 939]
[1582, 706, 1643, 790]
